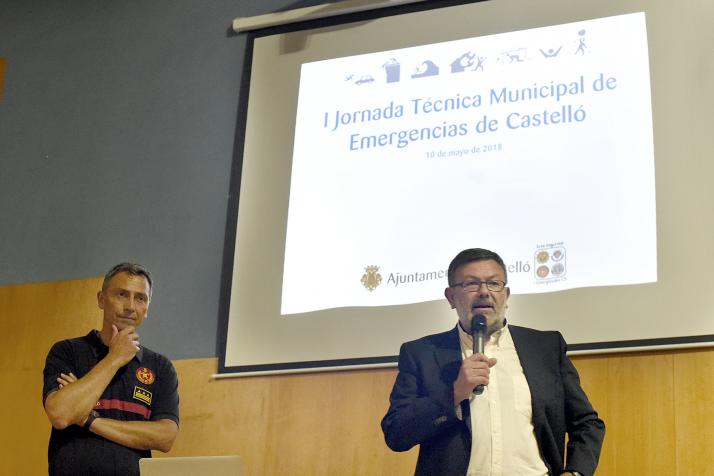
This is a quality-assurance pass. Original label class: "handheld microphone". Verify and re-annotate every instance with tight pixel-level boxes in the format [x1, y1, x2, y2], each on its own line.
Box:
[471, 314, 487, 395]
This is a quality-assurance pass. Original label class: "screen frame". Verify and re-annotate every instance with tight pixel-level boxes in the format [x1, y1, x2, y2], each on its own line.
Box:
[216, 0, 714, 377]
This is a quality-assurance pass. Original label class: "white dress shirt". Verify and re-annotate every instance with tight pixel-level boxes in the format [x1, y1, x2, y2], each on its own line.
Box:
[458, 324, 549, 476]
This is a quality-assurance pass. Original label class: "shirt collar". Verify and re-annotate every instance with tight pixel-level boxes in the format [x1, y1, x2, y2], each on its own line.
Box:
[457, 319, 510, 352]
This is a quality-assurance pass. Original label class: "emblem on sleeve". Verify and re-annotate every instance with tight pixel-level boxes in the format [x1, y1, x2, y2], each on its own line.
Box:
[136, 367, 155, 385]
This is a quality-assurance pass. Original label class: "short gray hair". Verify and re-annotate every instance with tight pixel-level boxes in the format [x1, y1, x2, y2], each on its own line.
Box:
[102, 262, 153, 294]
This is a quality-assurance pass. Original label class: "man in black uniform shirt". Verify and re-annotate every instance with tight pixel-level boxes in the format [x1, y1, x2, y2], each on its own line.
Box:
[43, 263, 179, 475]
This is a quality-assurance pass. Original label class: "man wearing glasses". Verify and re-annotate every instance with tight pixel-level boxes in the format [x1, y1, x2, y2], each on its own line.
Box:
[382, 248, 604, 476]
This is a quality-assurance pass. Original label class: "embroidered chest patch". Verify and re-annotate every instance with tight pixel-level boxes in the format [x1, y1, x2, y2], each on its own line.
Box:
[136, 367, 155, 385]
[133, 386, 153, 405]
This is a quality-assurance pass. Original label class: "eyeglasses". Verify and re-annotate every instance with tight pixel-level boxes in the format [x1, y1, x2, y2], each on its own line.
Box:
[451, 279, 506, 292]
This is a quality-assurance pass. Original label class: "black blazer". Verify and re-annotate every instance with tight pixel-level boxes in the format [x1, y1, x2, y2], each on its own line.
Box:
[381, 325, 605, 476]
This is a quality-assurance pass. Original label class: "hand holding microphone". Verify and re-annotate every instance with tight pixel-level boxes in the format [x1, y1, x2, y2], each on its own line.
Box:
[453, 314, 497, 404]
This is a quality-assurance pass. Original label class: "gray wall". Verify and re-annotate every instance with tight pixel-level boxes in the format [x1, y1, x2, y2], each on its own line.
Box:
[0, 0, 327, 359]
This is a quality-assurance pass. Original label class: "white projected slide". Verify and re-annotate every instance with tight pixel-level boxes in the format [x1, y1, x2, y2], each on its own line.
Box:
[281, 12, 656, 315]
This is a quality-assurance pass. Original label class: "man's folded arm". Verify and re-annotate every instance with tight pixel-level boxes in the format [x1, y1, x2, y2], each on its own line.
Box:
[44, 351, 122, 430]
[89, 417, 179, 453]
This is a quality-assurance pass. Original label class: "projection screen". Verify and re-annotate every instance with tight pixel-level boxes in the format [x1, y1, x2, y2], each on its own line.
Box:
[218, 0, 714, 376]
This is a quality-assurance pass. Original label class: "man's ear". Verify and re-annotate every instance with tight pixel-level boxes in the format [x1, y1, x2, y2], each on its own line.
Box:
[444, 287, 456, 309]
[97, 290, 104, 310]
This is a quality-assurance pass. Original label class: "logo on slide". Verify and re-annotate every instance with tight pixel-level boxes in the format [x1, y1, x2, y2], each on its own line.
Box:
[361, 266, 383, 291]
[534, 245, 567, 281]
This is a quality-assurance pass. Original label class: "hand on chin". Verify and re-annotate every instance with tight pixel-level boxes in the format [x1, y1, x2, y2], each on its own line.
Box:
[114, 317, 136, 330]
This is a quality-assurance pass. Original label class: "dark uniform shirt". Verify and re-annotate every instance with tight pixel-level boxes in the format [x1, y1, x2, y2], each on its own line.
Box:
[43, 330, 179, 476]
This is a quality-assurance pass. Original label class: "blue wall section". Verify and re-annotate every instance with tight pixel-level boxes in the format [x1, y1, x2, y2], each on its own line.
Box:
[0, 0, 328, 359]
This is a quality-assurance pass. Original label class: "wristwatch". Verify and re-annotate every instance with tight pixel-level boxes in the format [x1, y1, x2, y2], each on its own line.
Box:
[84, 410, 99, 430]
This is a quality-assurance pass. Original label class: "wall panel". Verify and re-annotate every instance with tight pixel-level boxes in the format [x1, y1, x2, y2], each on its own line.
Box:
[0, 277, 102, 475]
[674, 350, 714, 475]
[2, 277, 713, 475]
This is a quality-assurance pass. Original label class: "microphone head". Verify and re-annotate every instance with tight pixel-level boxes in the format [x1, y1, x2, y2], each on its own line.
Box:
[470, 314, 487, 335]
